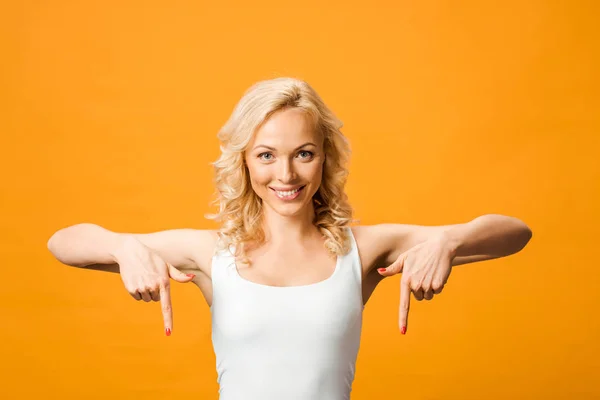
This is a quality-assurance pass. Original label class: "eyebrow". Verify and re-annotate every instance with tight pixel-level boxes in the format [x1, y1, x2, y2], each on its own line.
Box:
[252, 142, 317, 151]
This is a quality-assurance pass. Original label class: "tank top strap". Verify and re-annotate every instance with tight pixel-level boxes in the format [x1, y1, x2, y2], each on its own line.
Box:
[343, 226, 363, 285]
[210, 243, 237, 286]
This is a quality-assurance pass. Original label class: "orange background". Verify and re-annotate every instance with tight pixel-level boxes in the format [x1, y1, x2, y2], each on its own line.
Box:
[2, 1, 599, 399]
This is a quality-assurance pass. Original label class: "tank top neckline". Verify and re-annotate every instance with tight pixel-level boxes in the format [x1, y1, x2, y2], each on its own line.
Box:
[230, 253, 343, 290]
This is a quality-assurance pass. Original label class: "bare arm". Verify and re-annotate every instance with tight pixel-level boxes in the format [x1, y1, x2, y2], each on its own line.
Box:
[371, 215, 532, 335]
[363, 214, 532, 273]
[47, 223, 128, 271]
[47, 223, 216, 275]
[47, 223, 217, 335]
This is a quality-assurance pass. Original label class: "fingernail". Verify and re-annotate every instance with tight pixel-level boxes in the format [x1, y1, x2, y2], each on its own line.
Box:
[401, 326, 407, 335]
[165, 328, 171, 336]
[378, 268, 386, 273]
[186, 274, 195, 278]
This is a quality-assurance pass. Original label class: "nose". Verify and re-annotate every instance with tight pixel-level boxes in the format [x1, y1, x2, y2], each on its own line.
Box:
[277, 158, 297, 183]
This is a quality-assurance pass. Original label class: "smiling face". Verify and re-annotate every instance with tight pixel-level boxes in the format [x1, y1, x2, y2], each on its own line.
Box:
[245, 107, 325, 218]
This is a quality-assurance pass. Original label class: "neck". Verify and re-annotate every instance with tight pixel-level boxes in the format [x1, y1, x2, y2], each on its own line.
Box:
[260, 201, 320, 249]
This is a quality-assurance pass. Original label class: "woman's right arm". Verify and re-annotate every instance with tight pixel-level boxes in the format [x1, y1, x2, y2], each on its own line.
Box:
[47, 223, 217, 335]
[46, 223, 213, 273]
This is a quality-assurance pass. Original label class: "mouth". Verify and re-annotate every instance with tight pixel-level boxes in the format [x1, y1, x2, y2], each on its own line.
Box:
[269, 185, 306, 200]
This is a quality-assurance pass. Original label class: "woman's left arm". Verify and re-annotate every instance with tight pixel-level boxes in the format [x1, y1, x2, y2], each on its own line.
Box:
[443, 213, 533, 263]
[372, 214, 532, 269]
[375, 214, 532, 335]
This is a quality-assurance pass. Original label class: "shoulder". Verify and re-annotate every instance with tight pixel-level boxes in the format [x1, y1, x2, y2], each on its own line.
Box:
[194, 230, 219, 276]
[351, 224, 405, 255]
[176, 229, 218, 308]
[188, 229, 219, 278]
[129, 228, 219, 278]
[349, 225, 392, 275]
[350, 224, 445, 274]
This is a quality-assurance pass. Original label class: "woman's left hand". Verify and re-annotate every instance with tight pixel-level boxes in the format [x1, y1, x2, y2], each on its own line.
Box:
[377, 234, 456, 335]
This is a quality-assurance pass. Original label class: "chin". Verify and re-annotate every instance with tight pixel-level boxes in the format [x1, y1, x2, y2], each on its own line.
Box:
[274, 205, 308, 218]
[262, 197, 314, 218]
[260, 200, 304, 217]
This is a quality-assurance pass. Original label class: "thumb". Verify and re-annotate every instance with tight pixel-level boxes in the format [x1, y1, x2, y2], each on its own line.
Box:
[167, 263, 196, 283]
[378, 254, 405, 276]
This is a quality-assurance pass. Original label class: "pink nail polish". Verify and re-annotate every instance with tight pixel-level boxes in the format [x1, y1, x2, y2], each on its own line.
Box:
[186, 274, 195, 278]
[378, 268, 386, 273]
[401, 326, 407, 335]
[165, 328, 171, 336]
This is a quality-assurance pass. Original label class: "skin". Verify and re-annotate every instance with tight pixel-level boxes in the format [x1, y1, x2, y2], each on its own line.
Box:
[50, 104, 532, 338]
[244, 107, 327, 251]
[109, 108, 532, 336]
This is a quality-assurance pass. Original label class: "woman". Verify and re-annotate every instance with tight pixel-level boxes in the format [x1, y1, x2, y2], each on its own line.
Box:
[47, 77, 532, 399]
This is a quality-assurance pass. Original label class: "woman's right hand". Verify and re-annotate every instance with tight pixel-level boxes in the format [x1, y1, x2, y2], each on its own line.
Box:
[112, 234, 195, 336]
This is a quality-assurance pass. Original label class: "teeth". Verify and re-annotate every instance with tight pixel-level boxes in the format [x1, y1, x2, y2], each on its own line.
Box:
[275, 187, 301, 197]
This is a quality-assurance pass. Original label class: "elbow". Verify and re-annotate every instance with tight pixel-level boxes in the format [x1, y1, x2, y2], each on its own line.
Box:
[489, 214, 533, 253]
[47, 229, 77, 266]
[47, 230, 67, 264]
[47, 231, 60, 255]
[524, 226, 533, 246]
[516, 216, 533, 244]
[515, 222, 533, 254]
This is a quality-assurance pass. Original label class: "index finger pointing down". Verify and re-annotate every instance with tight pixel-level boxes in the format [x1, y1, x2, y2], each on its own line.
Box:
[399, 278, 410, 335]
[160, 284, 173, 336]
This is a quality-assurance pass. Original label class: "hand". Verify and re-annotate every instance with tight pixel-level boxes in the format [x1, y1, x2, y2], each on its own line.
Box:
[377, 235, 456, 335]
[113, 235, 195, 336]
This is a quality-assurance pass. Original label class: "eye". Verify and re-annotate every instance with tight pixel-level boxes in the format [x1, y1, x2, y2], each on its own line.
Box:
[258, 152, 273, 161]
[297, 150, 314, 159]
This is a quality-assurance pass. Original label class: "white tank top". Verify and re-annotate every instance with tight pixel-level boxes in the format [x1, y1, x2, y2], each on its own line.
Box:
[209, 227, 364, 400]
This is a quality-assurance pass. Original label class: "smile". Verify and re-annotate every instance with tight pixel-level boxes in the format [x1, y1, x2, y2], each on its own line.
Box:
[270, 185, 306, 200]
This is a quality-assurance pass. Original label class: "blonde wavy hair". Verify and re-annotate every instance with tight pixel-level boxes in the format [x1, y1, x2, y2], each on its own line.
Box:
[205, 77, 355, 262]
